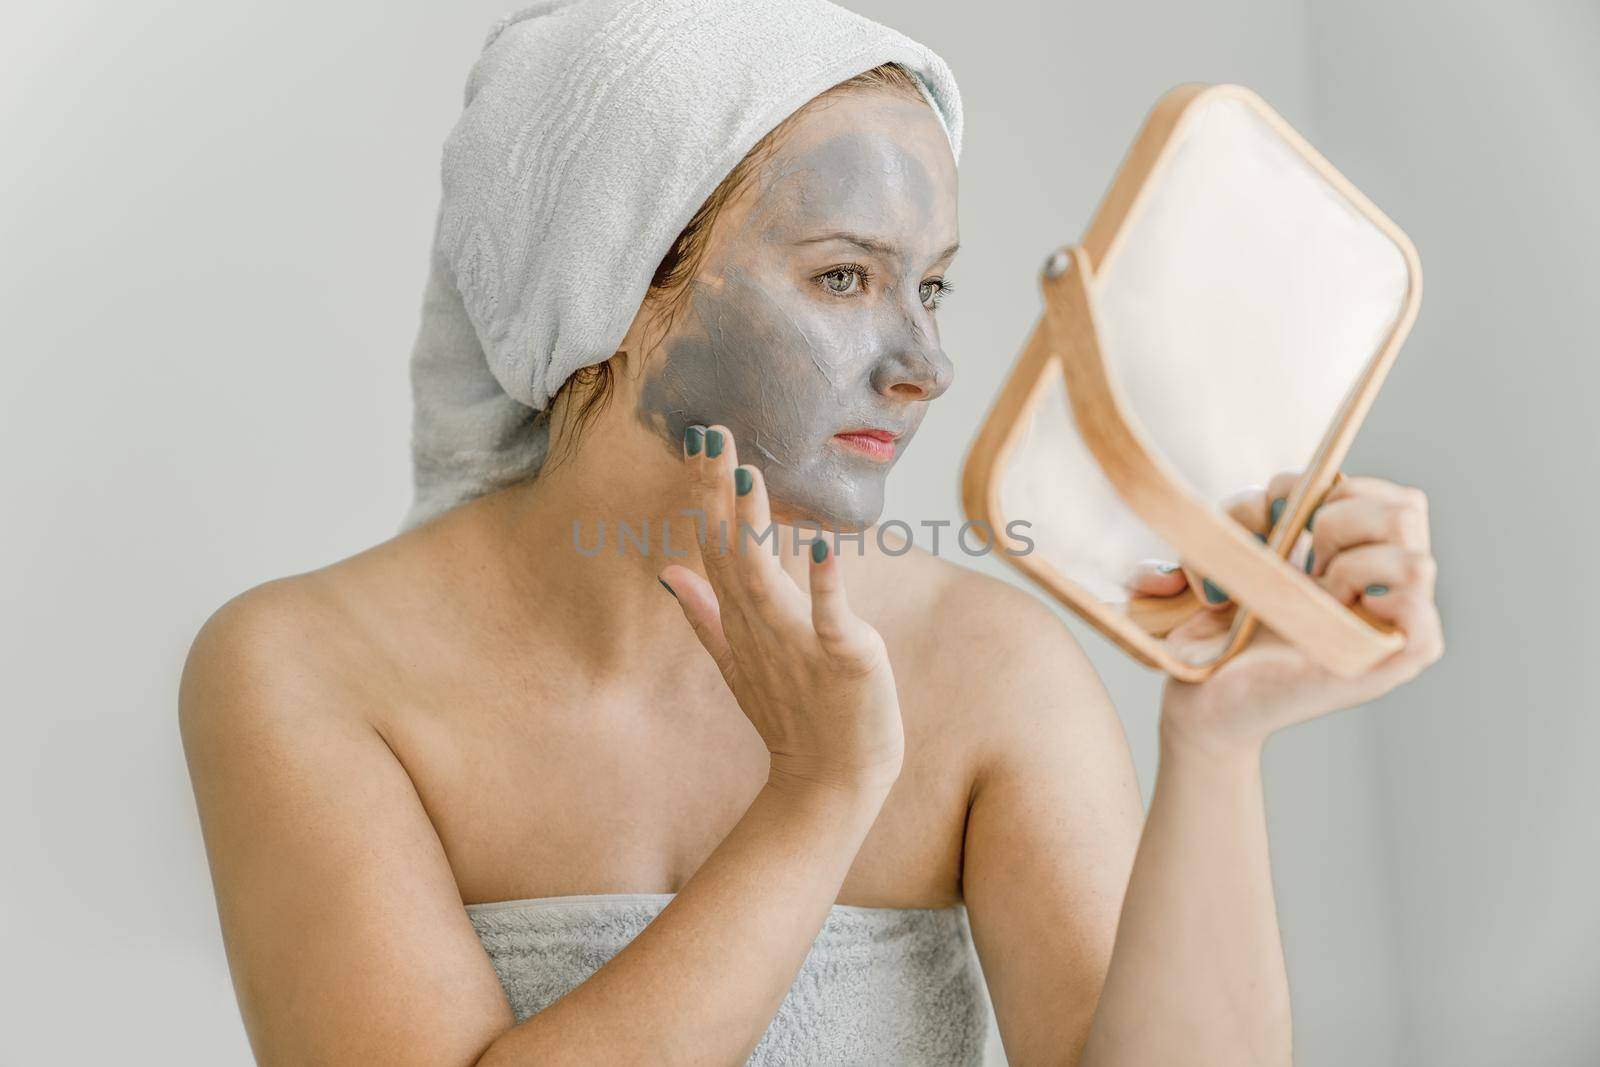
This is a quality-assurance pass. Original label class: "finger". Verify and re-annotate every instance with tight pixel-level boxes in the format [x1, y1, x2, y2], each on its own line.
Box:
[1261, 469, 1308, 543]
[1184, 562, 1234, 611]
[1321, 473, 1422, 509]
[729, 460, 805, 617]
[807, 538, 848, 641]
[657, 563, 737, 681]
[1259, 469, 1336, 576]
[1260, 469, 1327, 574]
[685, 422, 741, 587]
[1309, 485, 1431, 578]
[1221, 483, 1271, 537]
[1317, 542, 1445, 683]
[1262, 470, 1302, 520]
[806, 539, 874, 664]
[1184, 487, 1271, 611]
[1349, 585, 1446, 673]
[1127, 558, 1188, 597]
[1320, 543, 1439, 606]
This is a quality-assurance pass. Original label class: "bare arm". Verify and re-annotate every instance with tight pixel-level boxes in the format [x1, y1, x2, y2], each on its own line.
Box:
[483, 776, 886, 1066]
[183, 422, 911, 1065]
[965, 475, 1443, 1066]
[181, 588, 889, 1067]
[957, 588, 1144, 1067]
[964, 637, 1292, 1066]
[1076, 722, 1290, 1066]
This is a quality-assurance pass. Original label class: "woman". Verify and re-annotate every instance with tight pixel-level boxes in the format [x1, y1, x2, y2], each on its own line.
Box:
[179, 3, 1443, 1064]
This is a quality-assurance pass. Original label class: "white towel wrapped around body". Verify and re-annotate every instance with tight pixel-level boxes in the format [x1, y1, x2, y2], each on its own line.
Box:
[466, 893, 991, 1064]
[403, 0, 964, 529]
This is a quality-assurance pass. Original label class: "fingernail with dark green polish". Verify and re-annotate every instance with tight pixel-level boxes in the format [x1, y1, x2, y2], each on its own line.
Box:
[685, 425, 704, 456]
[1365, 583, 1389, 597]
[1307, 507, 1319, 532]
[734, 466, 752, 496]
[658, 577, 677, 599]
[705, 428, 724, 458]
[1270, 497, 1287, 526]
[1305, 549, 1315, 574]
[1255, 531, 1269, 544]
[810, 539, 828, 564]
[1202, 578, 1229, 604]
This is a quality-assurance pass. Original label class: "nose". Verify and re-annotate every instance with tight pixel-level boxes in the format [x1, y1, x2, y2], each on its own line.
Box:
[869, 313, 954, 403]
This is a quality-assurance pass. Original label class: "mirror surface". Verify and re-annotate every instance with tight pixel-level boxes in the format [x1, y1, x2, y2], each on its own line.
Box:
[995, 93, 1411, 667]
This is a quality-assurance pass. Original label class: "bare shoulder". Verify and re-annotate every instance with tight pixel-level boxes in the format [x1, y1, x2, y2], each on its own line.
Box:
[177, 552, 509, 1063]
[855, 538, 1120, 773]
[174, 532, 441, 807]
[858, 536, 1101, 686]
[179, 565, 375, 742]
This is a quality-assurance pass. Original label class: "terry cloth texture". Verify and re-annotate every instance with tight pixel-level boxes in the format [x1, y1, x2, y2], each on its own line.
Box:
[466, 893, 990, 1064]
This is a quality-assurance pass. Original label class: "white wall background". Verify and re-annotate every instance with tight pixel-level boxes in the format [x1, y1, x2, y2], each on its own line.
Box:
[2, 2, 1593, 1063]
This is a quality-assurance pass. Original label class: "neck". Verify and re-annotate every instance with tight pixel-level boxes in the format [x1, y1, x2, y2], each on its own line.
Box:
[446, 427, 827, 674]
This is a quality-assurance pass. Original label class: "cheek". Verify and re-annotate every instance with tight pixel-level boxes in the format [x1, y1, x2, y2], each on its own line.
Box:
[715, 269, 877, 391]
[773, 298, 882, 391]
[639, 271, 882, 463]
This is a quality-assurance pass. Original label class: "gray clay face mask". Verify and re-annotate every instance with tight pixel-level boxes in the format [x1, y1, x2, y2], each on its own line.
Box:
[637, 95, 959, 530]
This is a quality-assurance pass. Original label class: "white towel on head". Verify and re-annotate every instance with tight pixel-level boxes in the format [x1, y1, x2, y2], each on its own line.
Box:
[402, 0, 964, 530]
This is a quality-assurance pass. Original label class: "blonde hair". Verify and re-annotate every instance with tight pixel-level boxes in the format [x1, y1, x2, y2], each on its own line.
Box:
[541, 62, 930, 470]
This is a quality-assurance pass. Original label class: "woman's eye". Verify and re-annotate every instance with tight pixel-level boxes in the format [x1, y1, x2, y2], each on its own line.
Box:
[816, 267, 954, 309]
[920, 278, 954, 310]
[819, 266, 866, 296]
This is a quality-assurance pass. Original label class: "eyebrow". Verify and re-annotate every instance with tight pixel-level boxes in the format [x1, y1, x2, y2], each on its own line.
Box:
[792, 229, 960, 264]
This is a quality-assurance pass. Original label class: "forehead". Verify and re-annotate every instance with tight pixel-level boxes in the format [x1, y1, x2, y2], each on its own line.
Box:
[740, 93, 958, 248]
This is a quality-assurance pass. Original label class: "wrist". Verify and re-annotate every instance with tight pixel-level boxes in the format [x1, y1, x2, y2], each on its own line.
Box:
[764, 762, 895, 813]
[766, 749, 902, 796]
[1157, 700, 1267, 769]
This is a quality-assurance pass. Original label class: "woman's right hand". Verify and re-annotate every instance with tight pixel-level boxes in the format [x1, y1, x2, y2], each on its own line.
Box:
[657, 423, 905, 796]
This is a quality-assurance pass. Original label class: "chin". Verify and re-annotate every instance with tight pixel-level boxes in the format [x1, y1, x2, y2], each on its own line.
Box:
[767, 476, 886, 534]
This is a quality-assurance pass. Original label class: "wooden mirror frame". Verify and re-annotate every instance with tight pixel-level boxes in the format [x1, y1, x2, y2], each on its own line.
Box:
[961, 83, 1423, 682]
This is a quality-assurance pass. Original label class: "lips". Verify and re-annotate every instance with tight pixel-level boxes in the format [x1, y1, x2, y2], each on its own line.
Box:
[832, 427, 902, 461]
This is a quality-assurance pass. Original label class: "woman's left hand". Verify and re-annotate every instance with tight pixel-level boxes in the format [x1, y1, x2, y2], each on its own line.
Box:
[1154, 472, 1446, 754]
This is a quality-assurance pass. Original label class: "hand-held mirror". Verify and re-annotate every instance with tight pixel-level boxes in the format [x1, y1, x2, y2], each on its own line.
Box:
[963, 83, 1423, 682]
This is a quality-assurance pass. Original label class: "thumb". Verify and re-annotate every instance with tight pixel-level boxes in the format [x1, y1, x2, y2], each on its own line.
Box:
[658, 565, 735, 679]
[1127, 558, 1188, 597]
